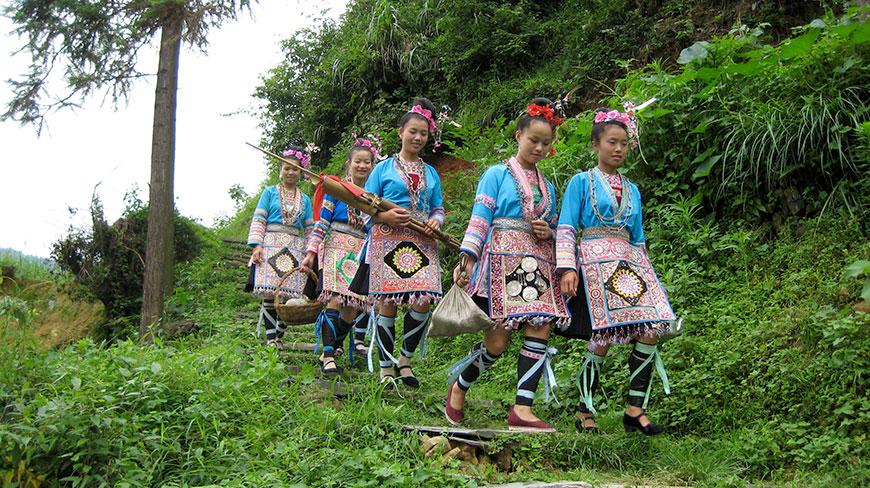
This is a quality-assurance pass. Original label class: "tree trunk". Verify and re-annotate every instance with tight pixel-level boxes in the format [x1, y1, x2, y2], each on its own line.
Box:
[140, 15, 182, 344]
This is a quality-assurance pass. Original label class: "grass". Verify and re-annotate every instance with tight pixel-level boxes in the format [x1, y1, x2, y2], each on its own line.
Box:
[0, 249, 58, 283]
[2, 206, 869, 487]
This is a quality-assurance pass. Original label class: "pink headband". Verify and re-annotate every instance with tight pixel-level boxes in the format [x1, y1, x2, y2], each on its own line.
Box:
[409, 105, 436, 133]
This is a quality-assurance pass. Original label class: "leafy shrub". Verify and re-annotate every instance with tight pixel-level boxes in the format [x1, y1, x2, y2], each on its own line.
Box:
[51, 194, 205, 339]
[610, 11, 870, 219]
[254, 0, 825, 167]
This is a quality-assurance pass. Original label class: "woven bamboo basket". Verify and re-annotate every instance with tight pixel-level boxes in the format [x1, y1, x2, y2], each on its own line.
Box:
[274, 267, 322, 325]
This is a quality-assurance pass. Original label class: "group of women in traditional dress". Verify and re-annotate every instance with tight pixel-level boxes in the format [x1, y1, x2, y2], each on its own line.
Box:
[246, 96, 677, 435]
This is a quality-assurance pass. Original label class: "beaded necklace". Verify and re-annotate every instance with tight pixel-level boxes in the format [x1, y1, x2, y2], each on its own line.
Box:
[277, 184, 303, 228]
[589, 168, 632, 229]
[506, 157, 552, 222]
[394, 153, 427, 214]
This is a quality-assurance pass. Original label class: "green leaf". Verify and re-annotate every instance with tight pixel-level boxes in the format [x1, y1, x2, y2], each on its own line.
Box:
[151, 362, 162, 374]
[71, 377, 81, 390]
[830, 22, 860, 39]
[845, 260, 870, 277]
[695, 67, 721, 82]
[725, 60, 762, 76]
[690, 118, 714, 134]
[693, 153, 722, 179]
[780, 28, 820, 58]
[692, 148, 715, 164]
[118, 367, 131, 377]
[848, 19, 870, 45]
[649, 108, 673, 118]
[862, 280, 870, 303]
[677, 42, 709, 64]
[833, 402, 854, 415]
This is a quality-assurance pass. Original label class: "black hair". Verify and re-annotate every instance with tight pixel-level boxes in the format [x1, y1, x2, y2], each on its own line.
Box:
[517, 97, 557, 134]
[590, 107, 629, 143]
[281, 144, 306, 165]
[399, 97, 436, 130]
[347, 139, 376, 161]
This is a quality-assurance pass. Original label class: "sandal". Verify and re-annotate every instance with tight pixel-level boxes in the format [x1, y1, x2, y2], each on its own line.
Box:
[321, 358, 342, 376]
[379, 374, 397, 390]
[395, 364, 420, 389]
[575, 413, 600, 434]
[352, 340, 369, 356]
[274, 338, 285, 351]
[266, 339, 280, 349]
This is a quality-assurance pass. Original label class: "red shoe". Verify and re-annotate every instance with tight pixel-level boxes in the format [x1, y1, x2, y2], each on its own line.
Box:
[507, 408, 556, 433]
[445, 383, 464, 426]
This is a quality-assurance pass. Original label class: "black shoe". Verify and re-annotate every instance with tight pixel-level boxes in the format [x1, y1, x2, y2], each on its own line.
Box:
[575, 413, 600, 434]
[395, 365, 420, 389]
[623, 412, 663, 435]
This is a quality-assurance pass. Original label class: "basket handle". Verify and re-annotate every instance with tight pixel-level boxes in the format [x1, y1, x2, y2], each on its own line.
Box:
[274, 266, 319, 306]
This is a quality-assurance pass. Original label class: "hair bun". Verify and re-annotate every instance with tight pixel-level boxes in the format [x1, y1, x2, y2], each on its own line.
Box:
[411, 97, 436, 114]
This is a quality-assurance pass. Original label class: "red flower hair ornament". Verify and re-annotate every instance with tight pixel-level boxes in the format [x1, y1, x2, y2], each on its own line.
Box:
[526, 103, 565, 129]
[526, 103, 564, 156]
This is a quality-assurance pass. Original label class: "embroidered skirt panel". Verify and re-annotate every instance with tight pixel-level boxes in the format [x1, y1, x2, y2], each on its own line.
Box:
[252, 230, 307, 299]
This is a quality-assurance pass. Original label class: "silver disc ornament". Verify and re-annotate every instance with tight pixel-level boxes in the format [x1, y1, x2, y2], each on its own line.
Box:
[506, 280, 522, 297]
[521, 257, 538, 272]
[521, 286, 539, 302]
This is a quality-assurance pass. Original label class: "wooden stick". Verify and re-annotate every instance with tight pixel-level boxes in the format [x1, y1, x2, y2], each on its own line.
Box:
[246, 142, 461, 249]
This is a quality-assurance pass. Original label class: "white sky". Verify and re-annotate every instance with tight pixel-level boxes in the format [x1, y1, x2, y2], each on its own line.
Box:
[0, 1, 347, 257]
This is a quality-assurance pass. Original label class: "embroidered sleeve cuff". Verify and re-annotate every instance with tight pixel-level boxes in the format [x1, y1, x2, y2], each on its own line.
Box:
[460, 215, 490, 259]
[555, 224, 578, 271]
[428, 207, 445, 225]
[306, 221, 329, 253]
[247, 218, 266, 247]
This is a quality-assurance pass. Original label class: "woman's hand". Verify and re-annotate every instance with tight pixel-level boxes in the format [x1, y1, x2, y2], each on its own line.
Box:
[423, 218, 441, 237]
[560, 270, 579, 297]
[300, 251, 317, 273]
[452, 253, 476, 287]
[250, 245, 265, 265]
[531, 219, 553, 240]
[377, 208, 411, 228]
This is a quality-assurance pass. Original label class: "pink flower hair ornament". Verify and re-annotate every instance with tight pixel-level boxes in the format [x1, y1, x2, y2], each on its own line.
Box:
[351, 132, 385, 161]
[594, 107, 639, 149]
[353, 138, 379, 161]
[282, 149, 311, 169]
[409, 104, 436, 133]
[592, 98, 657, 150]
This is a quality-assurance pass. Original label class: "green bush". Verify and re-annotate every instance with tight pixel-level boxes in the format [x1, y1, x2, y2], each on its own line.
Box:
[610, 11, 870, 218]
[254, 0, 826, 167]
[51, 194, 206, 340]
